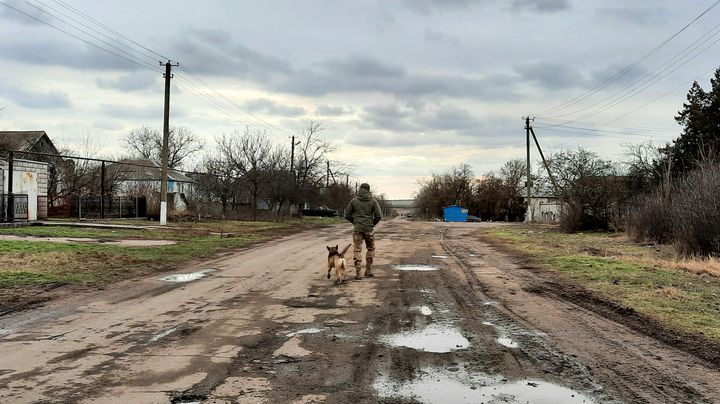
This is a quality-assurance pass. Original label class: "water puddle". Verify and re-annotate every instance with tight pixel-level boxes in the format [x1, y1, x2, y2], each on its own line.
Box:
[380, 324, 469, 353]
[431, 255, 448, 259]
[374, 367, 596, 404]
[160, 269, 214, 283]
[481, 321, 494, 326]
[393, 264, 440, 272]
[497, 337, 519, 348]
[418, 306, 433, 316]
[149, 327, 178, 343]
[286, 327, 323, 337]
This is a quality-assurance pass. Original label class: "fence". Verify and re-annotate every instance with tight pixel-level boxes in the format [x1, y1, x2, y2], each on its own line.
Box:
[1, 194, 29, 221]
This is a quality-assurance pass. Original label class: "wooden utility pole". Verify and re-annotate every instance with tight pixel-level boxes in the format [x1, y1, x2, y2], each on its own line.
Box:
[290, 135, 300, 181]
[524, 116, 532, 222]
[529, 126, 560, 195]
[326, 161, 330, 187]
[159, 61, 178, 226]
[6, 151, 13, 222]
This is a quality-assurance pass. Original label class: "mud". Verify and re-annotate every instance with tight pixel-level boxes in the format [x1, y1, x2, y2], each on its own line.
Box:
[0, 219, 718, 403]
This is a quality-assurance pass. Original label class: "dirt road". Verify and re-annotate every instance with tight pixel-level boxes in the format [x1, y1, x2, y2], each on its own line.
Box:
[1, 219, 718, 403]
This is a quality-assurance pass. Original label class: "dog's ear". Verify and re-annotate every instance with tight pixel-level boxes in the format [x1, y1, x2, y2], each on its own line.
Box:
[335, 244, 339, 249]
[326, 246, 331, 251]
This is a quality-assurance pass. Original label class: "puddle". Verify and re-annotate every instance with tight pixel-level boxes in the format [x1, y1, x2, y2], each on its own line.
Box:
[374, 367, 596, 404]
[418, 306, 433, 316]
[286, 327, 324, 337]
[380, 324, 469, 353]
[0, 327, 14, 336]
[149, 327, 178, 343]
[497, 337, 519, 348]
[160, 269, 214, 283]
[431, 255, 448, 259]
[481, 321, 494, 326]
[393, 264, 440, 271]
[482, 301, 497, 306]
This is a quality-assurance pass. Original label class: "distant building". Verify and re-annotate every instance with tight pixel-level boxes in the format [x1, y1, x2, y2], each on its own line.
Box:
[108, 158, 195, 214]
[0, 131, 61, 221]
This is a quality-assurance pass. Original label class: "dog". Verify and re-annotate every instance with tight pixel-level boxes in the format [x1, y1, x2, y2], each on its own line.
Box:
[326, 244, 352, 284]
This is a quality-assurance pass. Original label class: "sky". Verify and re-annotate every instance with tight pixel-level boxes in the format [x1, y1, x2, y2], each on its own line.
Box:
[1, 0, 719, 199]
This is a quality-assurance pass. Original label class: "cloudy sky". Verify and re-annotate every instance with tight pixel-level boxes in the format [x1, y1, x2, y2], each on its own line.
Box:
[1, 0, 719, 198]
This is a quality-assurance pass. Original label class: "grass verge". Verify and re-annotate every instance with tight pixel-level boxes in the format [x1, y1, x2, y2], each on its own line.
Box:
[481, 225, 720, 343]
[0, 219, 326, 311]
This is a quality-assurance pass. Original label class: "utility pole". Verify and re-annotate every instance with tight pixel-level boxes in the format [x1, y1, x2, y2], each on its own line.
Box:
[159, 60, 178, 226]
[524, 116, 532, 222]
[346, 174, 349, 186]
[326, 161, 330, 188]
[290, 135, 300, 181]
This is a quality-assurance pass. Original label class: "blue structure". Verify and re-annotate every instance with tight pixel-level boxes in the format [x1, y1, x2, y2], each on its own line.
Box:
[443, 205, 469, 222]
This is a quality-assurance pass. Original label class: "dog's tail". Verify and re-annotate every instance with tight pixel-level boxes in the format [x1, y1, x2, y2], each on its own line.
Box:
[339, 243, 352, 257]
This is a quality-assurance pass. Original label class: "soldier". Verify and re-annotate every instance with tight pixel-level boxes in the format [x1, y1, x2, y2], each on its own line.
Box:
[344, 183, 383, 279]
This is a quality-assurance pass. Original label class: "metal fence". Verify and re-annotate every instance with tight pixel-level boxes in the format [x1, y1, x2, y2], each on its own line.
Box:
[1, 194, 29, 221]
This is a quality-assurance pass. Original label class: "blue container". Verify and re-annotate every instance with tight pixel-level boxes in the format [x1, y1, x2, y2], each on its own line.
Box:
[443, 205, 469, 222]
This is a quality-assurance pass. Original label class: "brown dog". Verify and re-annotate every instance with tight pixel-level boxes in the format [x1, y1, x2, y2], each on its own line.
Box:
[327, 244, 352, 284]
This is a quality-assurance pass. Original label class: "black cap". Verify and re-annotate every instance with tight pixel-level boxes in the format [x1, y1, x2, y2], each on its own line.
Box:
[360, 183, 370, 190]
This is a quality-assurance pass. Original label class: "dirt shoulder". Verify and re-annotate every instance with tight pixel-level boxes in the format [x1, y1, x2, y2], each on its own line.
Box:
[0, 219, 329, 314]
[477, 223, 720, 365]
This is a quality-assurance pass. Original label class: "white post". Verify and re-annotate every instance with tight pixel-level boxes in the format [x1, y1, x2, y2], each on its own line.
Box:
[160, 201, 167, 225]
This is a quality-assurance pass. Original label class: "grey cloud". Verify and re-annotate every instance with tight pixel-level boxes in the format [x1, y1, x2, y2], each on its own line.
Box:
[242, 98, 306, 117]
[97, 103, 181, 120]
[511, 0, 570, 13]
[423, 29, 460, 45]
[515, 62, 587, 89]
[0, 82, 71, 109]
[0, 0, 47, 25]
[597, 6, 666, 26]
[275, 55, 518, 100]
[171, 28, 292, 80]
[0, 37, 142, 71]
[402, 0, 475, 14]
[96, 72, 159, 92]
[315, 104, 352, 116]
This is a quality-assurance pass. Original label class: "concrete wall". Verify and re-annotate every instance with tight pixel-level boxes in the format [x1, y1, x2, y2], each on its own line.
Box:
[0, 159, 49, 220]
[527, 196, 561, 223]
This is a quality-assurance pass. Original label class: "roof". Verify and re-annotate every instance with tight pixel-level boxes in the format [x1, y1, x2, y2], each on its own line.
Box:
[109, 158, 194, 183]
[0, 131, 48, 152]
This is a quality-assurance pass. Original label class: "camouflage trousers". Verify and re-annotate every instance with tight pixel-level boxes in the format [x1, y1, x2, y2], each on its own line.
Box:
[352, 231, 375, 269]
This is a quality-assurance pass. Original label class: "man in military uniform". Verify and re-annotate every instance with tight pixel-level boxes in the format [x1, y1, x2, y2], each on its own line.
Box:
[344, 183, 383, 279]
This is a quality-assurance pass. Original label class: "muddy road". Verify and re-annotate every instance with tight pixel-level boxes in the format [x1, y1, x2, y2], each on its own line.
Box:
[1, 219, 718, 403]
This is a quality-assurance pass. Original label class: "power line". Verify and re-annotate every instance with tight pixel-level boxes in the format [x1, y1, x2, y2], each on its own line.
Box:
[4, 0, 301, 138]
[0, 0, 160, 72]
[543, 22, 720, 123]
[48, 0, 169, 61]
[539, 0, 720, 117]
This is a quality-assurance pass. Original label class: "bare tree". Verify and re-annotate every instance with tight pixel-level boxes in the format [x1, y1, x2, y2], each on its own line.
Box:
[294, 122, 334, 206]
[217, 127, 274, 220]
[124, 126, 204, 169]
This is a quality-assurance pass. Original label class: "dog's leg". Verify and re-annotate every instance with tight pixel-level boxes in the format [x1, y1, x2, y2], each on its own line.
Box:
[327, 261, 332, 280]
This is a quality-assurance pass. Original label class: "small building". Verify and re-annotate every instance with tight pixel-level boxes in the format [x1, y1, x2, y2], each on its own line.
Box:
[0, 131, 61, 221]
[443, 205, 469, 222]
[108, 159, 195, 215]
[526, 194, 562, 223]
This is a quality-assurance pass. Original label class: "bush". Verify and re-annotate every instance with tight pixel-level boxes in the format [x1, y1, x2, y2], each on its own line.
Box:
[627, 162, 720, 257]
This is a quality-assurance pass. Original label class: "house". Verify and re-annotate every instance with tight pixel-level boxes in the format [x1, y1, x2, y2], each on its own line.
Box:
[107, 158, 195, 215]
[0, 131, 61, 221]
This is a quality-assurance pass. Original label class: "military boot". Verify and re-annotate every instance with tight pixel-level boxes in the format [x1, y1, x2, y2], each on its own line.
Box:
[364, 262, 374, 277]
[355, 265, 363, 280]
